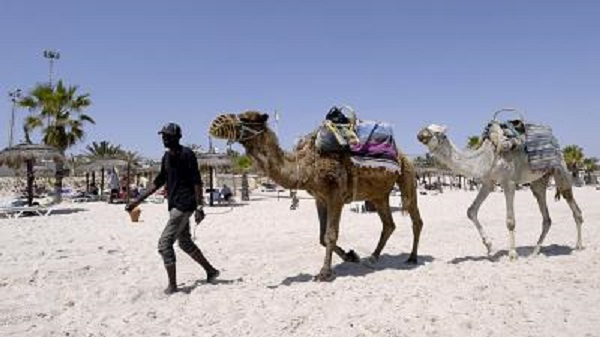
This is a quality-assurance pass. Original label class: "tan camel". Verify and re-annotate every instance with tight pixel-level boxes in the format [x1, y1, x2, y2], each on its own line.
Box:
[209, 111, 424, 281]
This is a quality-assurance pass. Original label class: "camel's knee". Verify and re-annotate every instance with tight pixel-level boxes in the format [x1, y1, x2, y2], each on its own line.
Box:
[506, 217, 516, 231]
[560, 189, 574, 200]
[467, 207, 477, 221]
[542, 218, 552, 229]
[383, 223, 396, 235]
[319, 237, 327, 247]
[324, 230, 338, 246]
[411, 218, 423, 234]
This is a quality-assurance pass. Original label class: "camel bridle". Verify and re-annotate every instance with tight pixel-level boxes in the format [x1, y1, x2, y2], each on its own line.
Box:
[210, 114, 266, 143]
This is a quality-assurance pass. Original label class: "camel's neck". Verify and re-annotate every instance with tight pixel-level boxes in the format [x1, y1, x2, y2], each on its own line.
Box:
[243, 129, 306, 190]
[431, 138, 496, 179]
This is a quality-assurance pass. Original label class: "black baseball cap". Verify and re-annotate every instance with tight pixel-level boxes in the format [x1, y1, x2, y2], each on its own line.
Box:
[158, 122, 182, 137]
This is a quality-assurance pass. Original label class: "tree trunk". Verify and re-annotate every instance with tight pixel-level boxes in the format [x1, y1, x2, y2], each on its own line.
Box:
[26, 160, 34, 207]
[209, 166, 214, 206]
[53, 161, 64, 203]
[241, 172, 249, 201]
[126, 162, 131, 203]
[101, 167, 105, 197]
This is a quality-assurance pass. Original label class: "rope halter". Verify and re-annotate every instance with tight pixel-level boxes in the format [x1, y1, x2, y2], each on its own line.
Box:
[209, 114, 266, 143]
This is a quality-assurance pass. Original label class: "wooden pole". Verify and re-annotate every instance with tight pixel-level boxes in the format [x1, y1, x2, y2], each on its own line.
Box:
[101, 167, 105, 197]
[126, 162, 131, 203]
[209, 166, 214, 206]
[26, 160, 34, 207]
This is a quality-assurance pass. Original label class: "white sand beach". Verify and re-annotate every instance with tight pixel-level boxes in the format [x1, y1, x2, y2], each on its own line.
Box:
[1, 188, 599, 337]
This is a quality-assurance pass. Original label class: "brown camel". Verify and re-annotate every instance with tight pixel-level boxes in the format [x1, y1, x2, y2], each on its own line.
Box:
[209, 111, 424, 281]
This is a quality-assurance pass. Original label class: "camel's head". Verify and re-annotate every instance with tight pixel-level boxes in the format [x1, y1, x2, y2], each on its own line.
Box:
[417, 124, 448, 151]
[209, 111, 270, 144]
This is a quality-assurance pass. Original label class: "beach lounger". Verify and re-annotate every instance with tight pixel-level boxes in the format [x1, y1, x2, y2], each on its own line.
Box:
[350, 201, 366, 213]
[0, 205, 54, 218]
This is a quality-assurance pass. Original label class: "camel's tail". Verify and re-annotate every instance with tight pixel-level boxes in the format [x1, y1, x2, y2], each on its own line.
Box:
[397, 152, 418, 214]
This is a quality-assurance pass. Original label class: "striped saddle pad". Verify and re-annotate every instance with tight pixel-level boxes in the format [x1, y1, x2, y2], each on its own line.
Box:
[525, 124, 562, 171]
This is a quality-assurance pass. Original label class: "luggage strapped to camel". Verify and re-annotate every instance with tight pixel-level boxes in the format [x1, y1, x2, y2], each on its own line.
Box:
[315, 106, 401, 172]
[482, 108, 563, 172]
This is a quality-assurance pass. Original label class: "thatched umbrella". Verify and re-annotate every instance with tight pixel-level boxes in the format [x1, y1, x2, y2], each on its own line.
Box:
[197, 153, 231, 206]
[0, 143, 65, 206]
[77, 158, 131, 197]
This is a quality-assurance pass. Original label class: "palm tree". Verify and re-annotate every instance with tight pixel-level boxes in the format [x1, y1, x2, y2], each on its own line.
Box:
[582, 157, 598, 184]
[20, 81, 94, 151]
[85, 141, 124, 159]
[232, 154, 253, 174]
[563, 145, 585, 179]
[467, 135, 481, 150]
[19, 80, 94, 201]
[122, 150, 142, 203]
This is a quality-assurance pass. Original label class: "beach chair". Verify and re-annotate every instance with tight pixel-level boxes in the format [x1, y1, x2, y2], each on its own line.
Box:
[0, 205, 52, 218]
[350, 201, 366, 213]
[147, 194, 165, 204]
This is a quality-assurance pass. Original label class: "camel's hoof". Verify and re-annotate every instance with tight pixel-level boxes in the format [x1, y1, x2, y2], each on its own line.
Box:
[405, 255, 418, 264]
[344, 250, 361, 263]
[360, 256, 378, 269]
[508, 250, 518, 261]
[575, 244, 584, 251]
[313, 270, 335, 282]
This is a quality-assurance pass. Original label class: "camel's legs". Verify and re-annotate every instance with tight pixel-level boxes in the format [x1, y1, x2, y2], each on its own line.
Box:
[370, 198, 396, 261]
[467, 180, 495, 255]
[554, 171, 584, 250]
[406, 201, 423, 264]
[530, 176, 552, 256]
[502, 181, 518, 260]
[316, 200, 359, 262]
[315, 200, 344, 281]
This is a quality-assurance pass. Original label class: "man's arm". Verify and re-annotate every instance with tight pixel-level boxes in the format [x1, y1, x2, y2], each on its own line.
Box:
[126, 155, 166, 212]
[195, 183, 204, 207]
[125, 183, 161, 212]
[190, 150, 205, 223]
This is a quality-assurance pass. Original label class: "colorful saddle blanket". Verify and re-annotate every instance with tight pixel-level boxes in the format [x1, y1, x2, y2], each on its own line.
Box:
[315, 119, 400, 172]
[350, 121, 398, 160]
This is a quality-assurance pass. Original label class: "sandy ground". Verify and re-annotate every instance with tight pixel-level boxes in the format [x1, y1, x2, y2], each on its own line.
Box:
[1, 187, 599, 337]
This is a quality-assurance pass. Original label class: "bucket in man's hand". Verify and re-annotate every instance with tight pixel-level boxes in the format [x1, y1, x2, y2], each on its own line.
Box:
[129, 206, 141, 223]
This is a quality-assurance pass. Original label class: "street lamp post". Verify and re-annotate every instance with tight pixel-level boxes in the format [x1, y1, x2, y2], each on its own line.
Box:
[43, 49, 60, 87]
[8, 88, 22, 147]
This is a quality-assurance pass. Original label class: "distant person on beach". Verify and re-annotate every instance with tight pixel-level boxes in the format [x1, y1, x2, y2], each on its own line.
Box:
[125, 122, 219, 294]
[108, 167, 120, 203]
[220, 184, 232, 201]
[89, 183, 99, 196]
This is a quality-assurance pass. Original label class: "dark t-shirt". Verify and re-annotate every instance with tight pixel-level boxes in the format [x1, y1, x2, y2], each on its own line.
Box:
[154, 146, 202, 211]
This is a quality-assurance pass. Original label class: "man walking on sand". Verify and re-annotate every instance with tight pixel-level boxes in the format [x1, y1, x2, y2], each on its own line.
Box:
[125, 122, 219, 294]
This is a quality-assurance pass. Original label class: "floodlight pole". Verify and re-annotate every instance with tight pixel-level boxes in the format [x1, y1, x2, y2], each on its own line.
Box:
[43, 50, 60, 87]
[8, 88, 22, 147]
[43, 50, 60, 127]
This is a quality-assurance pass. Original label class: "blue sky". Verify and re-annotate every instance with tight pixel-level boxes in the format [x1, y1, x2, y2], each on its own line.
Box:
[1, 0, 599, 159]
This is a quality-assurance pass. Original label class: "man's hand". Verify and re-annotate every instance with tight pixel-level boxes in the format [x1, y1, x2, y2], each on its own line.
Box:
[125, 201, 138, 213]
[194, 209, 205, 224]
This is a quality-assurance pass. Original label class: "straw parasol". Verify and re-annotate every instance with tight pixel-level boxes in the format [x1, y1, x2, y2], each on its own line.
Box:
[0, 143, 65, 206]
[197, 153, 232, 206]
[76, 157, 133, 198]
[197, 153, 232, 168]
